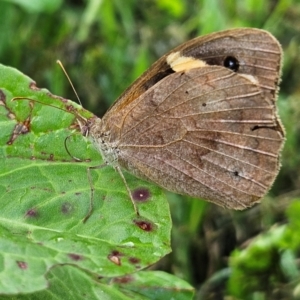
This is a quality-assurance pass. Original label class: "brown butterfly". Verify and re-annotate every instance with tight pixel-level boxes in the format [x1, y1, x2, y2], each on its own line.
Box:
[78, 28, 285, 214]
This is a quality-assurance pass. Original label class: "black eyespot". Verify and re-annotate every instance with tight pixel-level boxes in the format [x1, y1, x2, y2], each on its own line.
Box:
[233, 171, 239, 177]
[202, 103, 206, 107]
[224, 56, 239, 72]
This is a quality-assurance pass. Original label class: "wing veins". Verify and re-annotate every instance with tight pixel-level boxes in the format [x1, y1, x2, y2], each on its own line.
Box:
[122, 149, 260, 204]
[121, 80, 263, 137]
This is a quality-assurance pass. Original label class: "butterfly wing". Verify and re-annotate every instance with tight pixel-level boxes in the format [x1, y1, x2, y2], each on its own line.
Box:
[105, 28, 282, 127]
[106, 66, 284, 209]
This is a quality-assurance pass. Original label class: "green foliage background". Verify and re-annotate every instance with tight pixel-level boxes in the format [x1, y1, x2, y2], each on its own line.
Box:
[0, 0, 300, 299]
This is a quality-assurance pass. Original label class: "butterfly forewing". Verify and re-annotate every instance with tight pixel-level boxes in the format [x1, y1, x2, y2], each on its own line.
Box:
[106, 28, 282, 119]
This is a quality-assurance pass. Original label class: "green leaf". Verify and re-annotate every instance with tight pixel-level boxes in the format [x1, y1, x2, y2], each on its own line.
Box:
[228, 225, 287, 297]
[283, 199, 300, 250]
[106, 270, 195, 299]
[0, 267, 194, 299]
[0, 64, 172, 296]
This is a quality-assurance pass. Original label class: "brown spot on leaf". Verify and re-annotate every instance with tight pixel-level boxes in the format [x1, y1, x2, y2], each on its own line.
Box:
[68, 253, 83, 261]
[29, 81, 40, 90]
[109, 255, 121, 265]
[132, 187, 151, 202]
[108, 250, 123, 266]
[134, 220, 154, 232]
[112, 275, 133, 284]
[129, 257, 140, 264]
[61, 202, 73, 215]
[25, 208, 39, 218]
[16, 261, 28, 270]
[111, 250, 122, 256]
[66, 104, 77, 112]
[7, 118, 31, 145]
[0, 89, 6, 103]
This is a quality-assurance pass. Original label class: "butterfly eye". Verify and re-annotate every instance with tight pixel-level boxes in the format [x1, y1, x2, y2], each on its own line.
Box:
[223, 56, 239, 71]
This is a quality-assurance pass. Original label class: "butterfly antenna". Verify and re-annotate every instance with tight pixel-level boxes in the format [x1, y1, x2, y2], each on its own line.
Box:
[56, 60, 83, 106]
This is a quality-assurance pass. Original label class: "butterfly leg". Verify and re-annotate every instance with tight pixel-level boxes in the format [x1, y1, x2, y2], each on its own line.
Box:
[116, 166, 140, 217]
